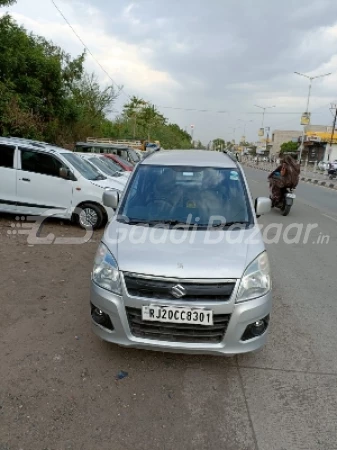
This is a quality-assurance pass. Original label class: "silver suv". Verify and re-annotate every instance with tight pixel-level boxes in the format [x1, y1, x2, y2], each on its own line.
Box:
[90, 150, 272, 355]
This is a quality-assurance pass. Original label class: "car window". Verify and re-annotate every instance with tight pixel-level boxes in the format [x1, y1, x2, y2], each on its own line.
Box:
[118, 165, 252, 227]
[101, 157, 124, 173]
[0, 144, 15, 168]
[20, 148, 65, 177]
[62, 153, 106, 181]
[128, 148, 140, 163]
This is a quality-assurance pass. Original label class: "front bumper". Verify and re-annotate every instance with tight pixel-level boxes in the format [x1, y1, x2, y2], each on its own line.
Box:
[90, 281, 272, 356]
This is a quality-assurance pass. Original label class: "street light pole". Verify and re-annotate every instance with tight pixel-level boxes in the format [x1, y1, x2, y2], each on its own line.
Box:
[294, 71, 332, 163]
[328, 103, 337, 162]
[254, 105, 275, 130]
[238, 119, 253, 140]
[229, 126, 240, 143]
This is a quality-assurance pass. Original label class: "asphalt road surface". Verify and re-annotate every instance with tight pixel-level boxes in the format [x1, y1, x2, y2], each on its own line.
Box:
[1, 167, 337, 450]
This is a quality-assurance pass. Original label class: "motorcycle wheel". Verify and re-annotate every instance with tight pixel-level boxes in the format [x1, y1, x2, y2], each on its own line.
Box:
[281, 203, 291, 216]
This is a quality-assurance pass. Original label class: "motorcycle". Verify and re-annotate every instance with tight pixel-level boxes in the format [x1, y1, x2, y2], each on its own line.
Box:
[327, 168, 337, 180]
[270, 186, 296, 216]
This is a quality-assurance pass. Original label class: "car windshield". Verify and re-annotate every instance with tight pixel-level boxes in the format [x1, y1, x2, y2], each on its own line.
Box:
[101, 156, 126, 173]
[87, 156, 120, 177]
[117, 165, 253, 228]
[127, 147, 140, 163]
[62, 153, 106, 180]
[115, 155, 134, 169]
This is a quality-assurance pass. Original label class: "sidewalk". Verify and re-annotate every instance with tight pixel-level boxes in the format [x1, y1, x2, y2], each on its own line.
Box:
[243, 161, 337, 191]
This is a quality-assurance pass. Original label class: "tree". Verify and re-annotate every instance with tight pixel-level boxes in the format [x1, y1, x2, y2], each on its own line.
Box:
[0, 0, 16, 6]
[0, 11, 195, 150]
[0, 13, 119, 144]
[280, 141, 299, 154]
[212, 138, 225, 150]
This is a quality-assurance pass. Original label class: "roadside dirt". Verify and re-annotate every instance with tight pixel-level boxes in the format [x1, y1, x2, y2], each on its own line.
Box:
[0, 214, 242, 450]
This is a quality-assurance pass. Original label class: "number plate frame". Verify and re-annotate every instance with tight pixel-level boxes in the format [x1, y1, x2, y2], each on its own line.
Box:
[142, 305, 213, 326]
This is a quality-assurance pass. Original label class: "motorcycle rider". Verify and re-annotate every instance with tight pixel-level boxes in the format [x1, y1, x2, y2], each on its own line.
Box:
[268, 154, 300, 206]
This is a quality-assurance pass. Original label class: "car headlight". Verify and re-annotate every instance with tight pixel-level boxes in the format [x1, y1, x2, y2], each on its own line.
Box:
[236, 251, 271, 302]
[92, 242, 121, 295]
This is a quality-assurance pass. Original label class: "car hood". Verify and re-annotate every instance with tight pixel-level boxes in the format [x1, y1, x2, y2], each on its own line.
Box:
[103, 222, 265, 279]
[90, 178, 124, 190]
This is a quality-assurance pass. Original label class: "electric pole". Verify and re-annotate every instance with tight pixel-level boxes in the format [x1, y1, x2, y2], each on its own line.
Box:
[328, 103, 337, 161]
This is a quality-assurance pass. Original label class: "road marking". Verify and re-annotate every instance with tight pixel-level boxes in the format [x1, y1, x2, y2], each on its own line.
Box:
[322, 213, 337, 223]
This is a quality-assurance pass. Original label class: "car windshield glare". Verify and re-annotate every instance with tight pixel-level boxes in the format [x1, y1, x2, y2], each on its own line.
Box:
[62, 153, 106, 180]
[88, 156, 119, 177]
[117, 165, 252, 228]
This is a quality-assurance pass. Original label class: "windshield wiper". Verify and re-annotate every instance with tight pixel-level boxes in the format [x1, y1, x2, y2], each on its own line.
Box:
[119, 219, 194, 227]
[207, 221, 250, 228]
[147, 220, 198, 227]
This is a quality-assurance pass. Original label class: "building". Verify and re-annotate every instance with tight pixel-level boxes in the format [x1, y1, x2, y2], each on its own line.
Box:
[303, 125, 337, 162]
[270, 130, 301, 156]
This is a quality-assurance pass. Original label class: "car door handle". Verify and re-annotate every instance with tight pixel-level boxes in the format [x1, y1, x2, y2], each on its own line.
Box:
[20, 178, 31, 182]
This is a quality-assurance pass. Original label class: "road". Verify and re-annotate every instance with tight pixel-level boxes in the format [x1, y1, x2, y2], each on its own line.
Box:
[0, 168, 337, 450]
[246, 165, 337, 217]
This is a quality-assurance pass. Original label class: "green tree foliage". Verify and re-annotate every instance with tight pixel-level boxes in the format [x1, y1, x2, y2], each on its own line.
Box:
[0, 0, 17, 7]
[0, 13, 194, 149]
[280, 141, 299, 154]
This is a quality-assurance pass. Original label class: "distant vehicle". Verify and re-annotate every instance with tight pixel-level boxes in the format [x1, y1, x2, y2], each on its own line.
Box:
[318, 161, 328, 171]
[74, 142, 140, 165]
[133, 149, 145, 160]
[76, 153, 130, 187]
[103, 153, 134, 171]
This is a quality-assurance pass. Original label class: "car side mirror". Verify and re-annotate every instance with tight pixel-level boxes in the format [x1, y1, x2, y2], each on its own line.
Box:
[59, 167, 74, 180]
[255, 197, 271, 217]
[103, 189, 119, 209]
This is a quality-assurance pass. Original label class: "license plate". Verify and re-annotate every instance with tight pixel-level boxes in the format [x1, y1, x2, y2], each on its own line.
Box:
[286, 193, 296, 199]
[142, 305, 213, 326]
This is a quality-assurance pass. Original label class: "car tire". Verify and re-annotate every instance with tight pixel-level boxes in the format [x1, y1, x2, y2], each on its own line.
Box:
[74, 203, 105, 230]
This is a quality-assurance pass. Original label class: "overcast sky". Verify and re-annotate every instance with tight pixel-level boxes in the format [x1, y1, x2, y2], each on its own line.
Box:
[3, 0, 337, 144]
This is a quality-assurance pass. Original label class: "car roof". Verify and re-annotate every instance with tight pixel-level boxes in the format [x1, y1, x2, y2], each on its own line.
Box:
[0, 136, 72, 155]
[141, 149, 238, 168]
[75, 142, 131, 150]
[76, 152, 104, 158]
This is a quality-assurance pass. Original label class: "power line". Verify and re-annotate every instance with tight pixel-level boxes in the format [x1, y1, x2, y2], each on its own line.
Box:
[158, 106, 303, 114]
[51, 0, 131, 100]
[50, 0, 332, 126]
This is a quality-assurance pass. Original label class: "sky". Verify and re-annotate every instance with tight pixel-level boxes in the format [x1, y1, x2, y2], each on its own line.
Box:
[2, 0, 337, 145]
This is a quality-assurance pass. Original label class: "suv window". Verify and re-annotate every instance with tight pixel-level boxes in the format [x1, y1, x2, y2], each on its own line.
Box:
[20, 149, 65, 177]
[0, 145, 15, 168]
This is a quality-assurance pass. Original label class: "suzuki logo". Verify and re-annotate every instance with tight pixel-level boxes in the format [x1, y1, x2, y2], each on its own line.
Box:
[171, 284, 186, 298]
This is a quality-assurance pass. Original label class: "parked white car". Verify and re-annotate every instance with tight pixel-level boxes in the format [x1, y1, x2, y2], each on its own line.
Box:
[76, 153, 130, 187]
[0, 137, 124, 229]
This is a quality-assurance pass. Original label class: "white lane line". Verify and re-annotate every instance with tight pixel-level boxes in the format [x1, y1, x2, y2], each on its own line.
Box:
[322, 213, 337, 223]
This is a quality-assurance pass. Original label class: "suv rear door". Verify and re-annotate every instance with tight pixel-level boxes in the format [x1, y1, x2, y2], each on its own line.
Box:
[0, 144, 18, 213]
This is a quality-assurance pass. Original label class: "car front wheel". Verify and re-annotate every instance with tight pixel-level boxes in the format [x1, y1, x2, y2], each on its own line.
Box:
[75, 203, 105, 230]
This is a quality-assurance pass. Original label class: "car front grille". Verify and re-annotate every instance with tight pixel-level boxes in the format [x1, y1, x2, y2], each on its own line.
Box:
[123, 273, 236, 302]
[126, 307, 231, 344]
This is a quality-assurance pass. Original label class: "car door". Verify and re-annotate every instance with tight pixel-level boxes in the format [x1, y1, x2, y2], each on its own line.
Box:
[0, 144, 18, 213]
[17, 147, 73, 217]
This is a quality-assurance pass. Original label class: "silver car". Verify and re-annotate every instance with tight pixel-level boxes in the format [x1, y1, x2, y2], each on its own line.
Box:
[90, 150, 272, 356]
